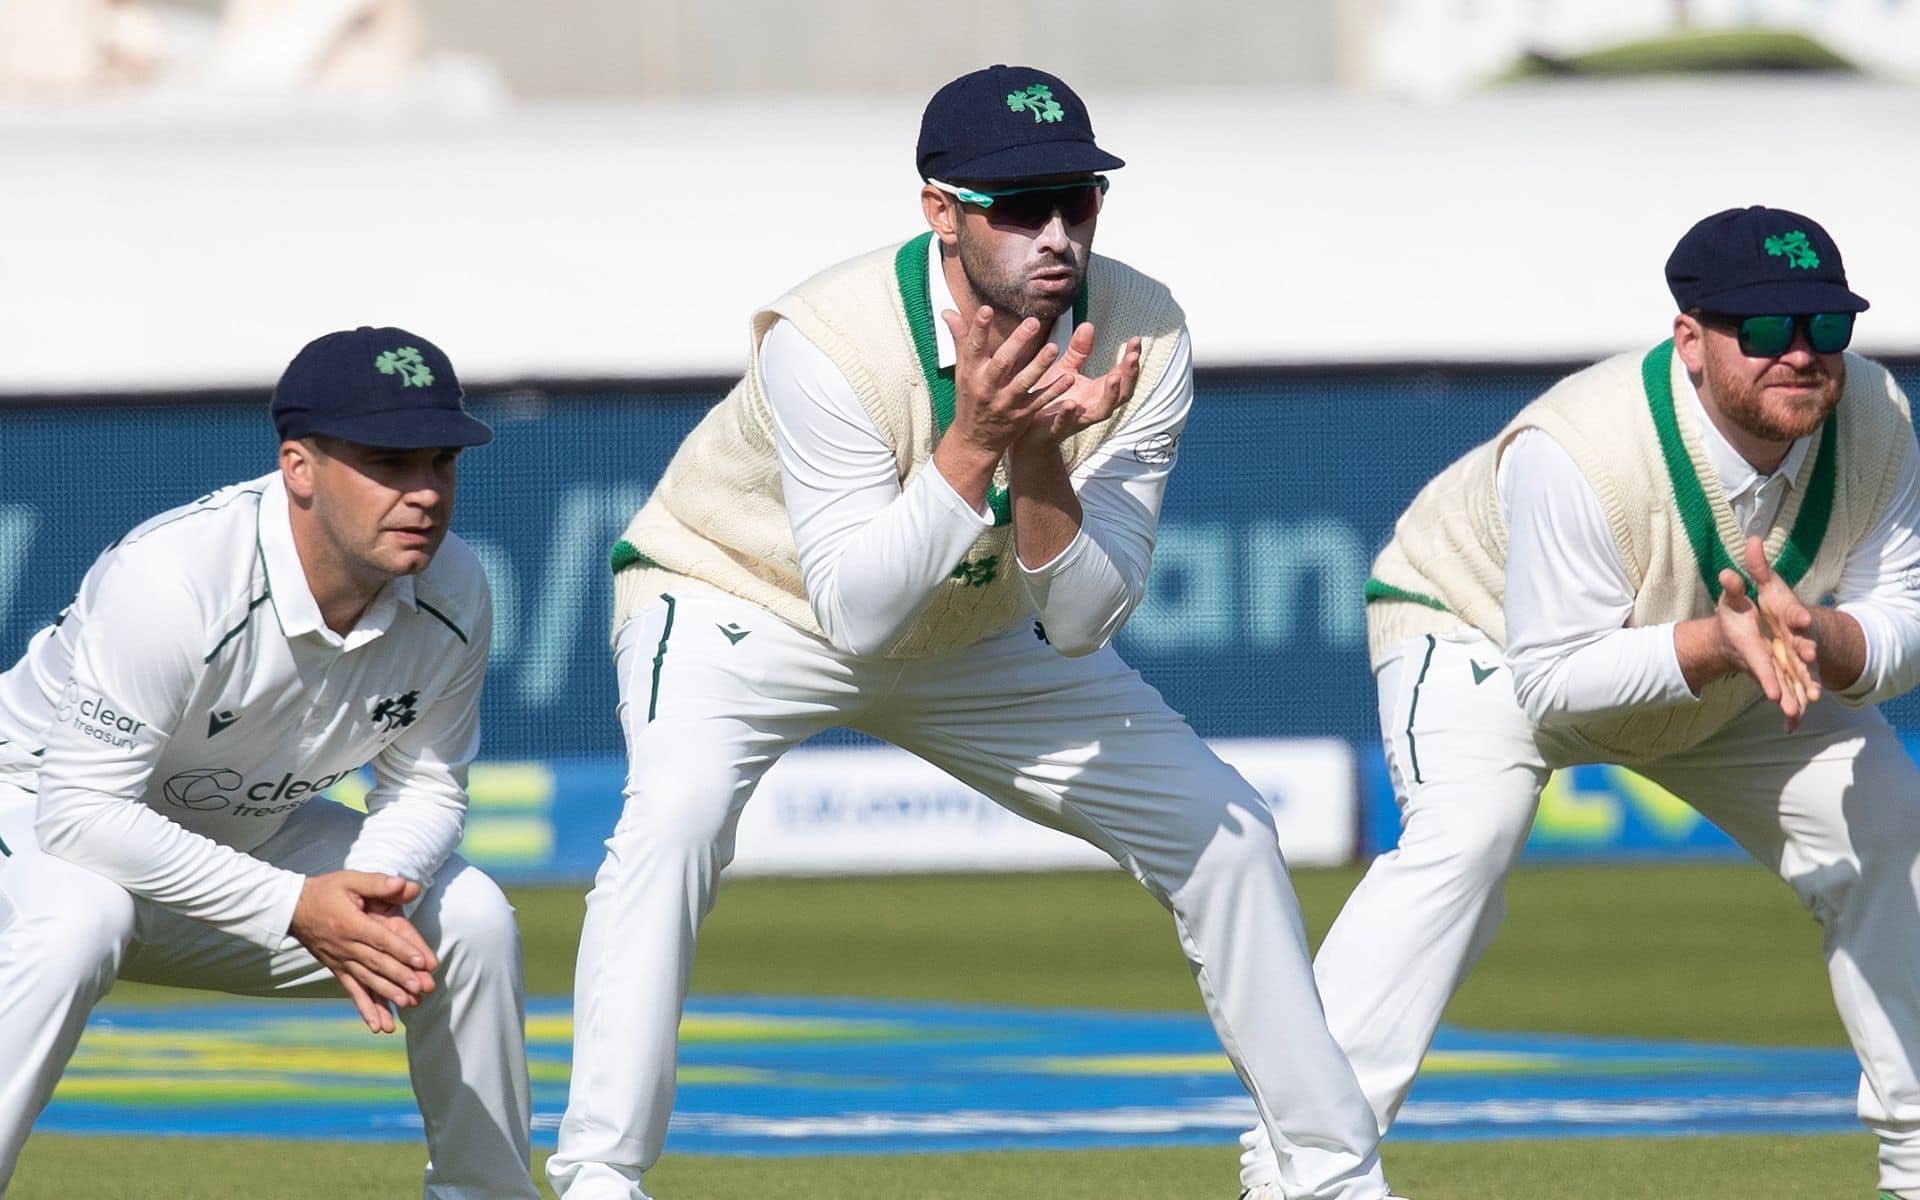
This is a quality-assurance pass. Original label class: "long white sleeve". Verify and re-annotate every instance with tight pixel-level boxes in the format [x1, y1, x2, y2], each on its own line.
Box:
[343, 594, 491, 884]
[761, 318, 998, 657]
[1500, 429, 1697, 726]
[762, 317, 1193, 659]
[34, 551, 304, 949]
[1017, 328, 1193, 655]
[1832, 433, 1920, 705]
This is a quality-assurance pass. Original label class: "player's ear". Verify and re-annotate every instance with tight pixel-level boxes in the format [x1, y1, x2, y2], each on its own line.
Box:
[1673, 311, 1708, 375]
[921, 185, 960, 246]
[280, 439, 320, 502]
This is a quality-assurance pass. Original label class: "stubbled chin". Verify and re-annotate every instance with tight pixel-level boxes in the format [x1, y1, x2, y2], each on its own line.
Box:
[1021, 293, 1073, 324]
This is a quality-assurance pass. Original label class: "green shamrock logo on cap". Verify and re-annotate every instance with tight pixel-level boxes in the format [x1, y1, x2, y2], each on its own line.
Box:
[374, 346, 435, 388]
[1764, 230, 1820, 270]
[1006, 83, 1065, 124]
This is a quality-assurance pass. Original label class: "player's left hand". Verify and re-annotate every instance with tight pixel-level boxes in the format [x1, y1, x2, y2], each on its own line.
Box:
[1014, 324, 1141, 452]
[290, 871, 438, 1034]
[1742, 535, 1821, 728]
[364, 897, 438, 978]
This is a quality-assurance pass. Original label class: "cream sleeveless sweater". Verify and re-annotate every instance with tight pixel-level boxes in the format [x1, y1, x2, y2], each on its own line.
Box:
[1367, 340, 1911, 761]
[610, 233, 1186, 658]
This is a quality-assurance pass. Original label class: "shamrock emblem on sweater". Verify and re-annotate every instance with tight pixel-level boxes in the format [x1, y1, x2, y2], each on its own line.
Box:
[374, 346, 435, 387]
[1764, 231, 1820, 270]
[1006, 84, 1065, 124]
[950, 556, 999, 588]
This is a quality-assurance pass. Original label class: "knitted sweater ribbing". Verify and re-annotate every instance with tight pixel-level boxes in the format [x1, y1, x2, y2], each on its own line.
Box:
[1367, 341, 1911, 761]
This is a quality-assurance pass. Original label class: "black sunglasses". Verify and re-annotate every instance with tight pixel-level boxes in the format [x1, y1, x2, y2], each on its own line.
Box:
[1701, 312, 1856, 357]
[931, 177, 1109, 230]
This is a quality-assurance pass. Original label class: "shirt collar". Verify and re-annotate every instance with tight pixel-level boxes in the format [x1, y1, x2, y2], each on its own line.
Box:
[1674, 344, 1811, 501]
[256, 473, 415, 650]
[926, 234, 1074, 370]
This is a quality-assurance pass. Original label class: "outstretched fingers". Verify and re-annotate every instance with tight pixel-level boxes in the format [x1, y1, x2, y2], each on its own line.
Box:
[1104, 337, 1143, 412]
[988, 316, 1051, 383]
[1742, 536, 1821, 710]
[1718, 569, 1784, 705]
[1010, 339, 1064, 396]
[938, 306, 1001, 367]
[1055, 322, 1096, 378]
[1078, 337, 1142, 428]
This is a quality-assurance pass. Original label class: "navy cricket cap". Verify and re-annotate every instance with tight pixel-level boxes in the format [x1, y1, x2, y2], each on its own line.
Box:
[270, 326, 492, 449]
[916, 65, 1124, 185]
[1665, 206, 1869, 316]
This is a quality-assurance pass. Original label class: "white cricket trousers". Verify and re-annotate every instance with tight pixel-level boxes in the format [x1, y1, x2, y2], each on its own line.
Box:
[1241, 630, 1920, 1196]
[546, 588, 1390, 1200]
[0, 785, 536, 1200]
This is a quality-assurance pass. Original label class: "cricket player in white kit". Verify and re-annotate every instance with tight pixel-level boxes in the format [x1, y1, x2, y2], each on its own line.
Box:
[1237, 207, 1920, 1200]
[546, 67, 1405, 1200]
[0, 327, 536, 1199]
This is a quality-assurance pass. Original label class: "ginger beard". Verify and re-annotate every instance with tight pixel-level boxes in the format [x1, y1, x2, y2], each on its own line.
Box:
[1701, 333, 1845, 444]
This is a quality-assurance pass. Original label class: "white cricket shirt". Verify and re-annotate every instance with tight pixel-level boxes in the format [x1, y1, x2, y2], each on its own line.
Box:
[760, 235, 1193, 658]
[1502, 348, 1920, 725]
[0, 473, 491, 948]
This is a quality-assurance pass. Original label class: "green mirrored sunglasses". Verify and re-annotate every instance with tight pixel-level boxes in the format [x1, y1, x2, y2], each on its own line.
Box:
[1704, 312, 1856, 357]
[927, 176, 1109, 229]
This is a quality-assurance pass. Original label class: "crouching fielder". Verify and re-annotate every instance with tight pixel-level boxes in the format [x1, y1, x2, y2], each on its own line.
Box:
[1239, 207, 1920, 1200]
[0, 328, 534, 1199]
[548, 65, 1401, 1200]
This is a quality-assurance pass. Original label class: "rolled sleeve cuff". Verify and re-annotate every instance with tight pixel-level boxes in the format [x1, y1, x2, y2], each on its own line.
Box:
[1016, 525, 1090, 580]
[1653, 622, 1699, 703]
[921, 463, 998, 528]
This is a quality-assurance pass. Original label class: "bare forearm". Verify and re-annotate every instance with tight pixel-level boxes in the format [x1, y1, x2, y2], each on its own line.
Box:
[1809, 606, 1866, 691]
[1008, 443, 1082, 568]
[1673, 616, 1740, 696]
[931, 433, 1003, 514]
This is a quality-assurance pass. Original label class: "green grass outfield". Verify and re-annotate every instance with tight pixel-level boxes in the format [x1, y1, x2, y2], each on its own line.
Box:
[14, 863, 1875, 1198]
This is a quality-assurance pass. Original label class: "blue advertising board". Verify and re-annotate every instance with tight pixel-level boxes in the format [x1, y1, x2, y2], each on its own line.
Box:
[6, 359, 1919, 871]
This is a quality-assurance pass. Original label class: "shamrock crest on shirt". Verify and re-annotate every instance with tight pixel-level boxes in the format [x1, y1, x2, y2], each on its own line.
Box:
[370, 690, 420, 732]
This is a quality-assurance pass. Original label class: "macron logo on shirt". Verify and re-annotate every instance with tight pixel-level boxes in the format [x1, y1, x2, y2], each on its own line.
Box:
[207, 710, 240, 738]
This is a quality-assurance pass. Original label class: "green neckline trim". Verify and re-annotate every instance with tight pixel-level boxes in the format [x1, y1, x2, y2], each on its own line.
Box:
[893, 232, 1089, 528]
[610, 539, 659, 575]
[1641, 339, 1835, 600]
[1364, 577, 1450, 613]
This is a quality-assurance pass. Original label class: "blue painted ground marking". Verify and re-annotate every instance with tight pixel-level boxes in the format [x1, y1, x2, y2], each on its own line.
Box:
[41, 996, 1860, 1153]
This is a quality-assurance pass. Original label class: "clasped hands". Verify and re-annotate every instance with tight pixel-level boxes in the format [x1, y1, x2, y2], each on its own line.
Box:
[1715, 535, 1822, 732]
[289, 870, 438, 1034]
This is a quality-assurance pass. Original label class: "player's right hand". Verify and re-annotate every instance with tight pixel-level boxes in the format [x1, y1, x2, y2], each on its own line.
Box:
[1713, 562, 1815, 733]
[1741, 535, 1821, 716]
[941, 306, 1077, 460]
[289, 871, 439, 1034]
